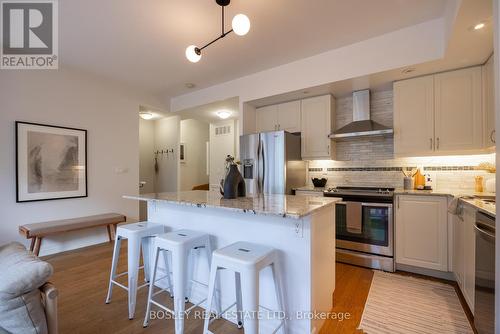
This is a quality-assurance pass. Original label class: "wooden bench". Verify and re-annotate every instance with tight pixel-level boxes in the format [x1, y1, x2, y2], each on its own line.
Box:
[19, 213, 127, 256]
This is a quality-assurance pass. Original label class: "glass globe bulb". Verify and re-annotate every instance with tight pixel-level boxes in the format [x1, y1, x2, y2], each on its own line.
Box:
[185, 45, 201, 63]
[232, 14, 250, 36]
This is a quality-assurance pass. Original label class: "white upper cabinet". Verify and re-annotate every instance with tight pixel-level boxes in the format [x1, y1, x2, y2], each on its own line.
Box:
[394, 76, 435, 156]
[434, 67, 483, 152]
[301, 95, 335, 160]
[483, 55, 495, 149]
[256, 100, 301, 133]
[256, 105, 278, 133]
[395, 195, 448, 271]
[277, 100, 301, 133]
[394, 66, 485, 157]
[255, 95, 334, 160]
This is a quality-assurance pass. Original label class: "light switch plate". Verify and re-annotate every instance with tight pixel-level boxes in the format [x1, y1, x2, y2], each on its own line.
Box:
[114, 167, 129, 174]
[293, 220, 304, 238]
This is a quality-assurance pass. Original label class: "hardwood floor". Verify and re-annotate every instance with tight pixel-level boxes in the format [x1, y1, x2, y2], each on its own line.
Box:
[45, 242, 374, 334]
[319, 263, 374, 334]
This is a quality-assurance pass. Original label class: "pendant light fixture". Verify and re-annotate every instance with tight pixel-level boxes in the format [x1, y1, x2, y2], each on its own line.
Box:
[185, 0, 250, 63]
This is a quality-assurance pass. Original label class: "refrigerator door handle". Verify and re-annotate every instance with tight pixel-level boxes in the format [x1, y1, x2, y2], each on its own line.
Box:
[261, 140, 265, 193]
[257, 137, 262, 193]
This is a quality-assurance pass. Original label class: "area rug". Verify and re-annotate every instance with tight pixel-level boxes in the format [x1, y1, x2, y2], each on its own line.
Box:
[358, 271, 473, 334]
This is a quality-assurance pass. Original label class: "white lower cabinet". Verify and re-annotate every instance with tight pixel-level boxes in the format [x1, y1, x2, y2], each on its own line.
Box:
[395, 195, 448, 271]
[454, 204, 476, 312]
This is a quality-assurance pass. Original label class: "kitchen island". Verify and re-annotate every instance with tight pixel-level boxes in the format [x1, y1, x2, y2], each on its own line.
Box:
[124, 190, 339, 334]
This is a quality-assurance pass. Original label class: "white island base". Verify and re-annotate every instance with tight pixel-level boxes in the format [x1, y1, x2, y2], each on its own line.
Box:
[127, 192, 337, 334]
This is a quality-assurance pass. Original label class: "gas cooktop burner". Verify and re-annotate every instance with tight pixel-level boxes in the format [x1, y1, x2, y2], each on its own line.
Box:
[324, 186, 395, 199]
[325, 186, 394, 193]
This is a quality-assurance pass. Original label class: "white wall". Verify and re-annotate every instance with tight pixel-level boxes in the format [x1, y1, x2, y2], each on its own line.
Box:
[179, 119, 209, 191]
[154, 116, 180, 192]
[139, 118, 156, 220]
[0, 68, 165, 255]
[209, 119, 237, 189]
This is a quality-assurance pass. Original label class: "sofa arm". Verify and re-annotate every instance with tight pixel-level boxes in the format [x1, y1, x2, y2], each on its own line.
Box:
[40, 282, 58, 334]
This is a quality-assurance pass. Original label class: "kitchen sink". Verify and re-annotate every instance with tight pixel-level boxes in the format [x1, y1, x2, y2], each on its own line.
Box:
[482, 199, 496, 204]
[474, 195, 496, 201]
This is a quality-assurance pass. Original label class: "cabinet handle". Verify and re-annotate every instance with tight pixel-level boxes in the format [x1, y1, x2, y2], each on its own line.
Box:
[436, 137, 440, 150]
[397, 196, 400, 209]
[430, 138, 433, 150]
[491, 130, 496, 144]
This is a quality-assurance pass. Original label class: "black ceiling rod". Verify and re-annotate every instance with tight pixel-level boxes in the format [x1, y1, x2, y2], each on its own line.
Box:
[196, 1, 234, 54]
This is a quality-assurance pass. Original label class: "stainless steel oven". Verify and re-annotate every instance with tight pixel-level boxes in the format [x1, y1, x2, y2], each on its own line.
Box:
[324, 187, 395, 272]
[335, 201, 393, 256]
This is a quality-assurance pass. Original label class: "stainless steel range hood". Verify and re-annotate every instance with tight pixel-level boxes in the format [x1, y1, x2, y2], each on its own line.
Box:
[329, 90, 393, 139]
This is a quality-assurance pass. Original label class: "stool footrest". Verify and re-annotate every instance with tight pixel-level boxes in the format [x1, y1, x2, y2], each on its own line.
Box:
[208, 301, 236, 325]
[110, 280, 129, 291]
[150, 300, 175, 315]
[138, 282, 149, 290]
[219, 302, 237, 318]
[190, 279, 208, 288]
[148, 296, 207, 316]
[112, 265, 145, 280]
[152, 287, 171, 298]
[114, 272, 128, 279]
[185, 298, 207, 313]
[272, 321, 284, 334]
[110, 280, 150, 292]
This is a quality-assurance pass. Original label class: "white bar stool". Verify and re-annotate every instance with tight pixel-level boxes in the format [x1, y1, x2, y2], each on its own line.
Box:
[105, 221, 166, 319]
[203, 241, 287, 334]
[143, 229, 220, 334]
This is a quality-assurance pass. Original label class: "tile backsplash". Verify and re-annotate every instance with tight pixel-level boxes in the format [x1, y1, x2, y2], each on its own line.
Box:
[307, 90, 496, 192]
[308, 155, 496, 191]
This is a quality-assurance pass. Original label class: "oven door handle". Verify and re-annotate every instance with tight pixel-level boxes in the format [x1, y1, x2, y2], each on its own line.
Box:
[336, 201, 393, 208]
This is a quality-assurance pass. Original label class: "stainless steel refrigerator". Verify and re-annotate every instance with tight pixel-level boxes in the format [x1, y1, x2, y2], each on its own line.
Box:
[240, 131, 306, 195]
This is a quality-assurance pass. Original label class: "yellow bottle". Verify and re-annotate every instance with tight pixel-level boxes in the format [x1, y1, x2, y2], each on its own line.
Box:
[414, 169, 425, 190]
[475, 176, 484, 193]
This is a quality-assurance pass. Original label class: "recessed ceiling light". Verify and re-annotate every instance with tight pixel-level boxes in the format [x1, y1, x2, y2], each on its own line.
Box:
[185, 83, 196, 89]
[402, 67, 416, 74]
[216, 110, 232, 119]
[474, 23, 485, 30]
[139, 112, 154, 120]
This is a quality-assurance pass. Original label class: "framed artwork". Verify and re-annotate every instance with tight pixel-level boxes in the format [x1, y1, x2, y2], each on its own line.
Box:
[16, 121, 87, 202]
[180, 143, 186, 163]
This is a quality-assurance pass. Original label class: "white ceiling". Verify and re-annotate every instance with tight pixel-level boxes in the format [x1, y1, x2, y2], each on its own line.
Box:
[59, 0, 449, 99]
[250, 0, 493, 107]
[175, 97, 239, 123]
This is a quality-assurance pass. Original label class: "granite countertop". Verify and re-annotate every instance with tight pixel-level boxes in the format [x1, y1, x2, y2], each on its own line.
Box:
[395, 189, 459, 197]
[124, 191, 341, 219]
[459, 198, 496, 217]
[395, 188, 496, 198]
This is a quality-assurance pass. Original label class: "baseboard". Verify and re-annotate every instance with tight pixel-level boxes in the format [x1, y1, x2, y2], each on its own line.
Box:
[395, 263, 455, 281]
